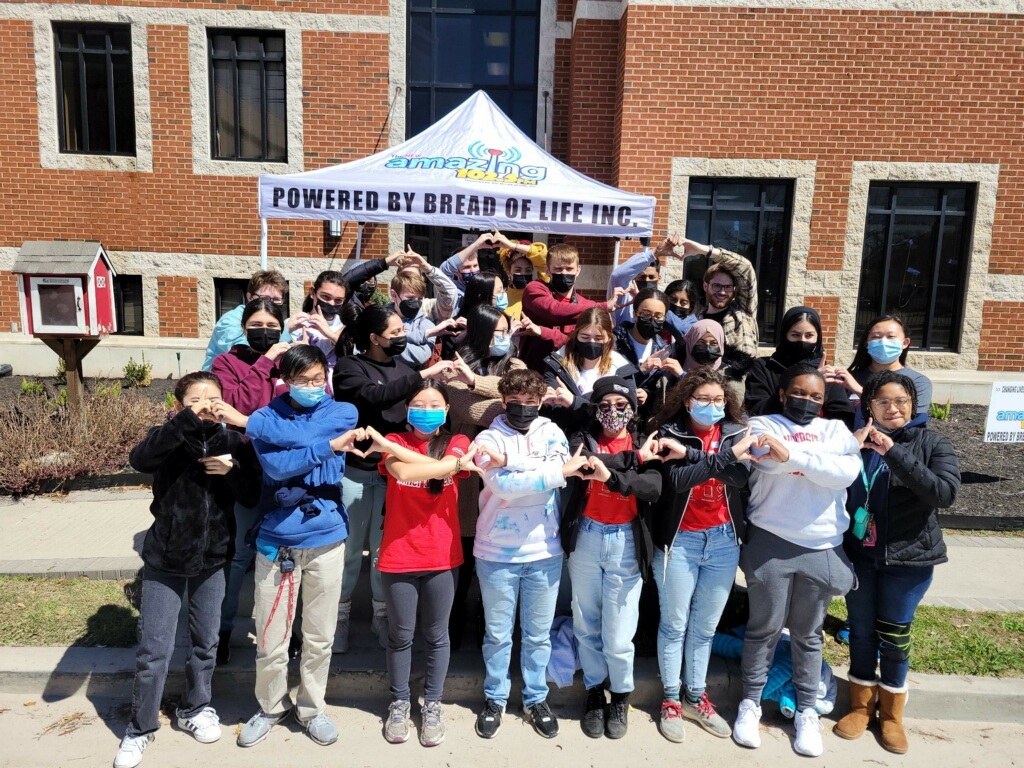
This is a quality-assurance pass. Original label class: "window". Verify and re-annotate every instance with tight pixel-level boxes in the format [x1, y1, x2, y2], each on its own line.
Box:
[856, 183, 974, 352]
[685, 179, 793, 345]
[113, 275, 144, 336]
[214, 278, 249, 317]
[53, 23, 136, 155]
[407, 0, 540, 138]
[208, 30, 287, 162]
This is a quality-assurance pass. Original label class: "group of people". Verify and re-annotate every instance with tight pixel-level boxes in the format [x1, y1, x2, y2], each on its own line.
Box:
[113, 231, 960, 768]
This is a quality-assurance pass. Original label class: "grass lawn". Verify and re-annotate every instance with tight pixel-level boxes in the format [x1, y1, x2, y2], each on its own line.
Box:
[823, 598, 1024, 677]
[0, 576, 138, 647]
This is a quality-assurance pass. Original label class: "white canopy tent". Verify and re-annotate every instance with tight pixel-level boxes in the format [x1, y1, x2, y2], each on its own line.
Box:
[258, 91, 655, 265]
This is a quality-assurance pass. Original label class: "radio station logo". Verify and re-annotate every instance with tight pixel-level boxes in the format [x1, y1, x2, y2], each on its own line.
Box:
[384, 142, 547, 186]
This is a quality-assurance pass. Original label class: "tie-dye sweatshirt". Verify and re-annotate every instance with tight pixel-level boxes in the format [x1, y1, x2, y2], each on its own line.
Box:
[473, 414, 570, 564]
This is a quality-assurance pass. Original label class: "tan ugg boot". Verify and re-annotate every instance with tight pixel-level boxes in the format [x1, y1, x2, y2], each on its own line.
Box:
[878, 683, 909, 754]
[833, 675, 878, 740]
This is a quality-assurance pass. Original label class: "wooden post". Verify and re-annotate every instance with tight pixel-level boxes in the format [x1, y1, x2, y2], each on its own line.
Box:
[40, 337, 99, 426]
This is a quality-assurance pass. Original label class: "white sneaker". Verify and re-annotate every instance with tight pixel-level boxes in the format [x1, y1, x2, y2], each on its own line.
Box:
[371, 598, 389, 649]
[333, 601, 352, 654]
[732, 698, 762, 749]
[177, 706, 222, 744]
[794, 707, 824, 757]
[113, 728, 154, 768]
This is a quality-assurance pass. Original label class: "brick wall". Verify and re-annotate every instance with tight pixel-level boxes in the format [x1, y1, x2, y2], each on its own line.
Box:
[802, 295, 841, 366]
[978, 301, 1024, 371]
[157, 277, 198, 337]
[0, 272, 21, 329]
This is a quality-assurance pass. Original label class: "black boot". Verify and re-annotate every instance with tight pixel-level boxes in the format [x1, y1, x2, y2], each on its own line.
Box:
[582, 686, 606, 738]
[216, 630, 231, 665]
[606, 692, 630, 739]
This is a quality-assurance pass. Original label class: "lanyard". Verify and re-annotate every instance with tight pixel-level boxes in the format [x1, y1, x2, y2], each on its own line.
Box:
[859, 460, 885, 512]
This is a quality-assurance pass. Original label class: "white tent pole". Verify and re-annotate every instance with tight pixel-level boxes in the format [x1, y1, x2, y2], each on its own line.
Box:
[613, 238, 621, 269]
[260, 217, 268, 269]
[355, 223, 364, 260]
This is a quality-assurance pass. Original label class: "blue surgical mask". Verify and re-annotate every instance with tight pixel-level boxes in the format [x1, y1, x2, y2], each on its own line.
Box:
[408, 407, 446, 434]
[489, 334, 511, 357]
[689, 401, 725, 427]
[290, 384, 328, 408]
[494, 292, 509, 311]
[867, 338, 904, 365]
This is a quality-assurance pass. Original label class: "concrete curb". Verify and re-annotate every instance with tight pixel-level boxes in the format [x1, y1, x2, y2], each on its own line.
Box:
[1, 646, 1020, 724]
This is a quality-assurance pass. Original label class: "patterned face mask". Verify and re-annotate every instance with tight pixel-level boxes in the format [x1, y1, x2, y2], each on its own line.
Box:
[596, 403, 634, 433]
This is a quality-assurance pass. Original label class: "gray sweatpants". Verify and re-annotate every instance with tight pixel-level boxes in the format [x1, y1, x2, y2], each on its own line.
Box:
[740, 526, 855, 712]
[381, 569, 458, 702]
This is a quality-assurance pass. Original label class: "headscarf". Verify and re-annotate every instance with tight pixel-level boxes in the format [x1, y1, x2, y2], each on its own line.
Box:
[682, 319, 725, 372]
[771, 306, 825, 368]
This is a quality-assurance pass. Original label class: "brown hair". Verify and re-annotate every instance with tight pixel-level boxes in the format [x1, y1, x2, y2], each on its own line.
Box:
[498, 368, 547, 400]
[649, 367, 745, 431]
[703, 263, 735, 285]
[390, 270, 426, 296]
[547, 243, 579, 269]
[174, 371, 222, 403]
[247, 269, 288, 296]
[562, 307, 615, 380]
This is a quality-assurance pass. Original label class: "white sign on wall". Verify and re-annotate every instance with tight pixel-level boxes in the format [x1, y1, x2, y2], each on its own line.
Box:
[983, 382, 1024, 443]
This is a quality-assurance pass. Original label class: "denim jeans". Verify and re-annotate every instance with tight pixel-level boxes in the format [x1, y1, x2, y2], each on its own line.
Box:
[131, 567, 225, 734]
[653, 523, 739, 700]
[340, 465, 387, 603]
[477, 554, 562, 708]
[846, 556, 934, 688]
[567, 518, 643, 693]
[220, 501, 262, 633]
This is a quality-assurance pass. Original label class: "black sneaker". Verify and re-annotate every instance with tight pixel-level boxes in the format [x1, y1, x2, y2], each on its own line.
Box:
[216, 630, 231, 665]
[526, 701, 559, 739]
[581, 687, 606, 738]
[475, 699, 503, 739]
[605, 696, 629, 740]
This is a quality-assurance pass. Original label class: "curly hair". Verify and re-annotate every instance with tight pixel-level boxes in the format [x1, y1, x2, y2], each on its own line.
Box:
[498, 368, 546, 400]
[859, 369, 918, 422]
[649, 367, 745, 431]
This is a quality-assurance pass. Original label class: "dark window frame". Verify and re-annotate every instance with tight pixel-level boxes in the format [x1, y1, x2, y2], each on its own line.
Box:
[406, 0, 540, 138]
[112, 274, 144, 336]
[214, 278, 250, 318]
[685, 177, 794, 345]
[53, 22, 135, 156]
[856, 182, 975, 352]
[207, 28, 287, 162]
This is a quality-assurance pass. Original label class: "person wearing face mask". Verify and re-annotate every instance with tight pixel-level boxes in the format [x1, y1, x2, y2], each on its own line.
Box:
[202, 270, 293, 371]
[341, 249, 409, 311]
[613, 289, 684, 418]
[440, 231, 497, 311]
[332, 305, 466, 653]
[679, 319, 726, 375]
[386, 258, 459, 369]
[292, 271, 350, 392]
[497, 236, 548, 320]
[745, 306, 855, 428]
[543, 307, 638, 433]
[734, 364, 861, 759]
[559, 378, 661, 740]
[664, 279, 700, 327]
[212, 345, 363, 750]
[828, 315, 933, 420]
[606, 244, 662, 325]
[835, 372, 959, 755]
[639, 368, 757, 746]
[470, 369, 583, 741]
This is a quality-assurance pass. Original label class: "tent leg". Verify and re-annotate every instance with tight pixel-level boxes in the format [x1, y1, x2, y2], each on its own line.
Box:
[355, 223, 364, 260]
[260, 218, 268, 269]
[613, 238, 621, 268]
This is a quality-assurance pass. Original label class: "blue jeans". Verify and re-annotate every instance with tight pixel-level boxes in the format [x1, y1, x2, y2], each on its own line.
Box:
[846, 556, 934, 688]
[132, 567, 225, 734]
[340, 465, 387, 602]
[220, 501, 262, 633]
[567, 518, 642, 693]
[653, 523, 739, 699]
[477, 554, 562, 708]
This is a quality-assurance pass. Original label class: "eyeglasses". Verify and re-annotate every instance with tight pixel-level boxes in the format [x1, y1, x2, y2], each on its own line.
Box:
[636, 311, 666, 322]
[255, 294, 285, 306]
[707, 283, 735, 294]
[873, 397, 912, 410]
[597, 403, 630, 413]
[691, 396, 726, 407]
[291, 377, 326, 388]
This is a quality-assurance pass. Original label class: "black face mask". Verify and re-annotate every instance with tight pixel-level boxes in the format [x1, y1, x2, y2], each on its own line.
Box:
[505, 403, 540, 431]
[510, 273, 532, 290]
[775, 338, 818, 366]
[549, 273, 576, 294]
[635, 317, 664, 341]
[670, 305, 690, 319]
[246, 328, 281, 354]
[382, 335, 408, 357]
[635, 279, 659, 293]
[691, 342, 723, 365]
[576, 341, 604, 361]
[398, 298, 422, 320]
[318, 300, 343, 320]
[782, 395, 821, 426]
[357, 283, 376, 301]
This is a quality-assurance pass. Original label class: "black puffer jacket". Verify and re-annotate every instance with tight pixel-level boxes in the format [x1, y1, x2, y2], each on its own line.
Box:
[650, 419, 751, 552]
[560, 427, 661, 581]
[744, 356, 855, 429]
[129, 408, 262, 576]
[844, 417, 959, 567]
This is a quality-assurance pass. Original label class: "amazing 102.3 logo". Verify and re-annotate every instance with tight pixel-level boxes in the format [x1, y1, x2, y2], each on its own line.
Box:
[384, 143, 547, 186]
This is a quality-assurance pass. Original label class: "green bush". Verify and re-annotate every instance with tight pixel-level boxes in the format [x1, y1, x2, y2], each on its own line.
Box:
[94, 380, 122, 399]
[164, 391, 177, 411]
[930, 397, 952, 421]
[20, 379, 45, 396]
[123, 352, 153, 388]
[55, 358, 66, 385]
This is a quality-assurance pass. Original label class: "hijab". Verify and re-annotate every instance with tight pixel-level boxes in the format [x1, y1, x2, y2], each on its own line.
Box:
[682, 319, 725, 372]
[771, 306, 825, 368]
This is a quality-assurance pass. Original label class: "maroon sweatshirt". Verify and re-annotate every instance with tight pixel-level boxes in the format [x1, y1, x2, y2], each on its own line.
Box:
[210, 345, 288, 416]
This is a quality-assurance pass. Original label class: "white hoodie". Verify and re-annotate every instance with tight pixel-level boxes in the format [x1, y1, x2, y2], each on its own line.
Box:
[747, 414, 861, 550]
[473, 413, 570, 564]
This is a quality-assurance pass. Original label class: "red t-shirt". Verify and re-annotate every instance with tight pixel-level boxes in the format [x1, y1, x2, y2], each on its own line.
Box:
[582, 432, 638, 525]
[376, 432, 469, 573]
[679, 424, 732, 531]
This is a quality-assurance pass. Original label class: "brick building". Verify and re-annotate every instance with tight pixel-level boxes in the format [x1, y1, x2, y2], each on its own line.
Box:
[0, 0, 1021, 392]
